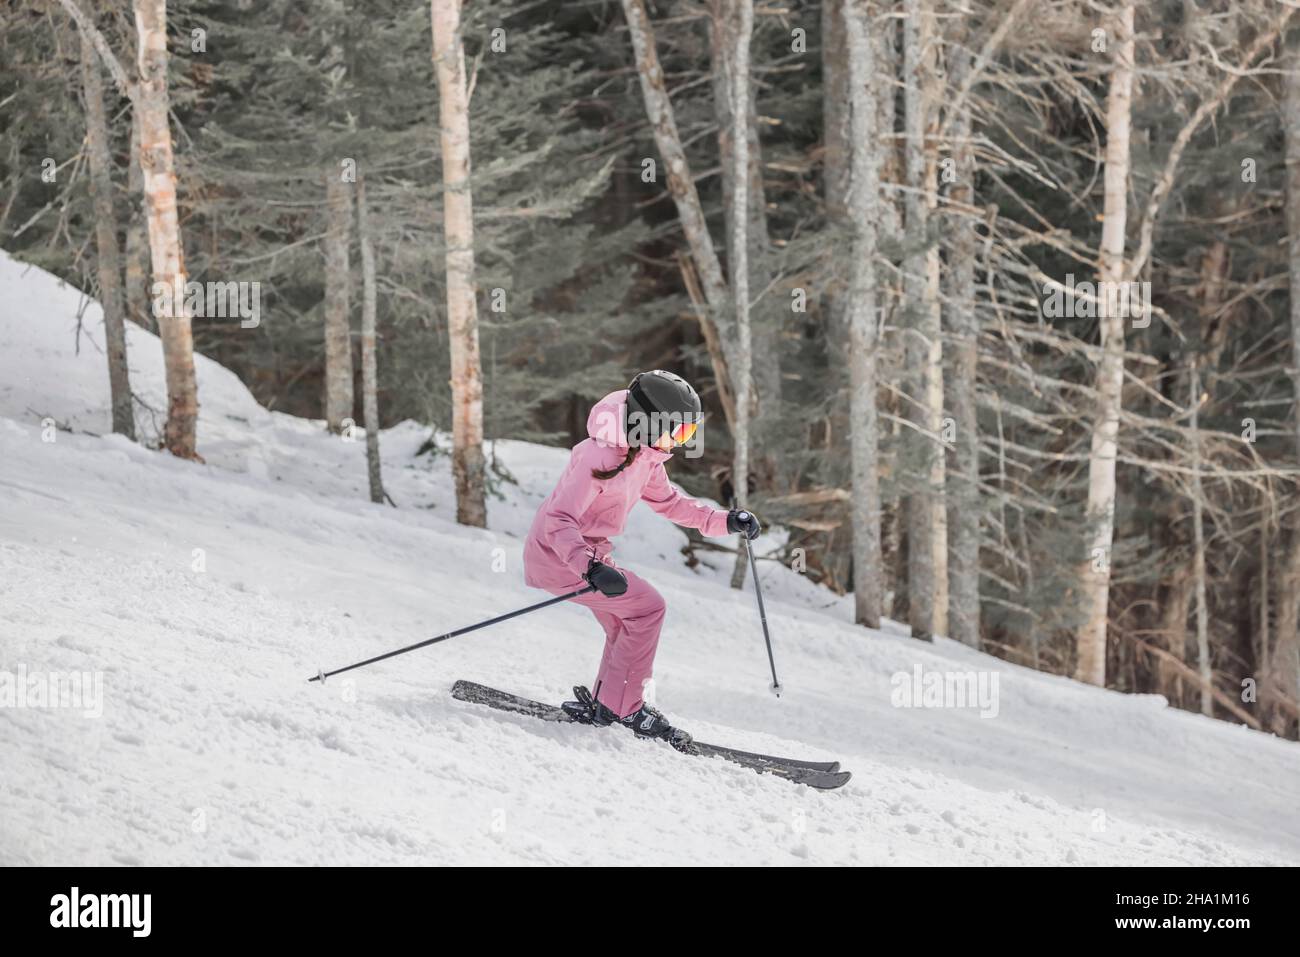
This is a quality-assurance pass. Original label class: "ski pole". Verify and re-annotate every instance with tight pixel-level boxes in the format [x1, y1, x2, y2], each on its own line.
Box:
[308, 584, 597, 684]
[736, 509, 782, 697]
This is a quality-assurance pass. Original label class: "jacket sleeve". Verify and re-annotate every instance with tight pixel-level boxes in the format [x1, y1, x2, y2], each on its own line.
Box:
[541, 445, 604, 577]
[640, 461, 731, 537]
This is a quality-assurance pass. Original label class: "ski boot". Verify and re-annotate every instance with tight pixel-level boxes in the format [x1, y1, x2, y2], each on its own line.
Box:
[562, 685, 694, 753]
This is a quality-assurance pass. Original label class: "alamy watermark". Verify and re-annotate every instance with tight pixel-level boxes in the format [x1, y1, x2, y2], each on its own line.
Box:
[890, 664, 1000, 718]
[1040, 273, 1151, 328]
[50, 887, 151, 937]
[0, 665, 104, 717]
[151, 277, 261, 329]
[589, 406, 703, 458]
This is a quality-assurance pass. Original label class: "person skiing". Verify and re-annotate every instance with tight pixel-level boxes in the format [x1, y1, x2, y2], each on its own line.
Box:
[523, 370, 762, 751]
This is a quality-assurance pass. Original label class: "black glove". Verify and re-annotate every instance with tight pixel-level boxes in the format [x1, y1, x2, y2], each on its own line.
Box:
[727, 508, 762, 540]
[584, 560, 628, 597]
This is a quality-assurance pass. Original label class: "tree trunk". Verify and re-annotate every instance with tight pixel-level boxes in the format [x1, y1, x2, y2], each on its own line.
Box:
[1275, 530, 1300, 735]
[79, 27, 134, 440]
[708, 0, 754, 590]
[431, 0, 487, 527]
[133, 0, 199, 460]
[1016, 507, 1039, 667]
[1180, 221, 1232, 716]
[875, 4, 900, 244]
[1288, 27, 1300, 473]
[1258, 519, 1271, 694]
[844, 0, 883, 628]
[1278, 26, 1300, 729]
[944, 44, 980, 648]
[323, 171, 354, 433]
[620, 0, 736, 382]
[1075, 0, 1135, 686]
[823, 0, 851, 224]
[820, 0, 855, 597]
[718, 5, 781, 467]
[901, 0, 945, 639]
[125, 107, 153, 333]
[1160, 568, 1190, 709]
[876, 2, 902, 617]
[1188, 362, 1211, 715]
[357, 173, 386, 505]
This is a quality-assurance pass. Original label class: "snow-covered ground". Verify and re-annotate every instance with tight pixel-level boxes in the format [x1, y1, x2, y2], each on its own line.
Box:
[1, 250, 1296, 866]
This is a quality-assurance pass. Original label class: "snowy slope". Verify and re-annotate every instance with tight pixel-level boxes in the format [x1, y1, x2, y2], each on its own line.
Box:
[1, 250, 1296, 866]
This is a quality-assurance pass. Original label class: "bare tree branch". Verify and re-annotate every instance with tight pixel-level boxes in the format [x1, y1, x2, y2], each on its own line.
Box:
[56, 0, 136, 103]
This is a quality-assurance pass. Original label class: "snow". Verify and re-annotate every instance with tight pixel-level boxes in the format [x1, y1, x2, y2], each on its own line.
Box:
[1, 249, 1296, 866]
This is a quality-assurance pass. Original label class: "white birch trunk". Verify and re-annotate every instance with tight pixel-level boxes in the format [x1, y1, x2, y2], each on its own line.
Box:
[845, 0, 883, 627]
[134, 0, 199, 460]
[712, 0, 754, 590]
[901, 0, 945, 639]
[710, 0, 779, 511]
[1075, 0, 1135, 687]
[431, 0, 487, 527]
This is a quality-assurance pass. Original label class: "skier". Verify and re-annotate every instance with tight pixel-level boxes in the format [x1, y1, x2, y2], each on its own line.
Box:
[523, 370, 762, 750]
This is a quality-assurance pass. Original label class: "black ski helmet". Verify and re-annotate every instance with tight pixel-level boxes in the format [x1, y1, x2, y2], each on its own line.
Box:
[624, 370, 701, 447]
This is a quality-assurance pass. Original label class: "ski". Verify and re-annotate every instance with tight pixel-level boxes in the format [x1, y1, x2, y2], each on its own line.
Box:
[450, 679, 851, 790]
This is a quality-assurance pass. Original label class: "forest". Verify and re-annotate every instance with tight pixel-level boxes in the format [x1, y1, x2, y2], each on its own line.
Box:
[3, 0, 1298, 740]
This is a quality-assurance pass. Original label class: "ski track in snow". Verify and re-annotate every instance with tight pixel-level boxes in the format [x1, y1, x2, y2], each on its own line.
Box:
[1, 250, 1297, 866]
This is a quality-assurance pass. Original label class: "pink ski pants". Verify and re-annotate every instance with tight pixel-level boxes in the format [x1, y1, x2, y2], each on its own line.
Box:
[559, 568, 666, 717]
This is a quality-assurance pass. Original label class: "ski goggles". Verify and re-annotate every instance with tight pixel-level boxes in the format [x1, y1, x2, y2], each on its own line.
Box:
[670, 421, 698, 445]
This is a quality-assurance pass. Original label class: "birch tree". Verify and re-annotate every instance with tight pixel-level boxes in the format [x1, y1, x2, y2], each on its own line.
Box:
[709, 0, 780, 475]
[901, 0, 946, 640]
[431, 0, 487, 527]
[133, 0, 199, 459]
[844, 0, 883, 628]
[709, 0, 755, 589]
[78, 25, 133, 440]
[64, 0, 198, 456]
[1075, 0, 1135, 687]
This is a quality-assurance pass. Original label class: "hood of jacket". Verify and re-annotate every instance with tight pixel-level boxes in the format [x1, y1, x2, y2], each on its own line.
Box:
[586, 389, 671, 461]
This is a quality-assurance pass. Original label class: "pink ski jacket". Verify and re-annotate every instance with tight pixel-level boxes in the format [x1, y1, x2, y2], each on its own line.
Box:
[523, 389, 731, 590]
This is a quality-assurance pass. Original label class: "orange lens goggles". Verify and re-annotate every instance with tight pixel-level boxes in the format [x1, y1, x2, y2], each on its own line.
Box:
[671, 421, 698, 445]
